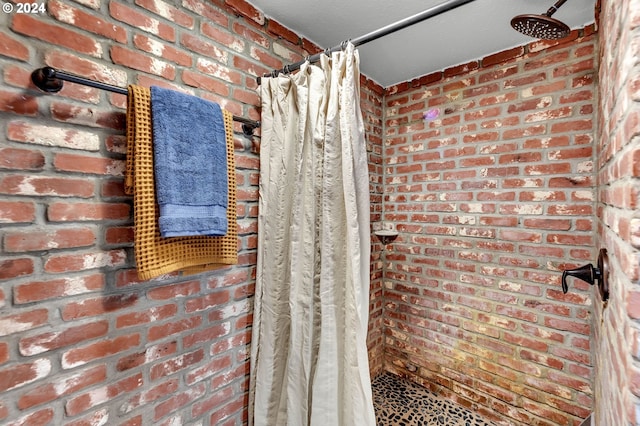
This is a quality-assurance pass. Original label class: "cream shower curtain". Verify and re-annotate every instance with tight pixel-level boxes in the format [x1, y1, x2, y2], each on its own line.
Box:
[249, 43, 375, 426]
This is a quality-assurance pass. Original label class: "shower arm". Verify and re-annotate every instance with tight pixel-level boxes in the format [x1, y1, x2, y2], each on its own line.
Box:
[545, 0, 568, 17]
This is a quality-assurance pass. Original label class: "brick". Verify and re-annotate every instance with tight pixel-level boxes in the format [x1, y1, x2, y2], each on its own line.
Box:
[444, 61, 479, 78]
[183, 323, 230, 348]
[54, 153, 125, 175]
[4, 64, 35, 91]
[209, 396, 245, 425]
[109, 1, 175, 41]
[120, 416, 143, 426]
[0, 257, 34, 280]
[111, 45, 176, 80]
[503, 332, 548, 352]
[147, 280, 201, 300]
[266, 19, 299, 45]
[61, 334, 140, 369]
[183, 0, 228, 26]
[44, 249, 127, 273]
[462, 83, 500, 99]
[0, 308, 48, 336]
[551, 119, 593, 133]
[526, 106, 573, 122]
[154, 382, 206, 420]
[250, 46, 283, 70]
[483, 46, 525, 67]
[225, 0, 264, 25]
[0, 175, 94, 198]
[4, 227, 96, 252]
[192, 385, 234, 418]
[196, 58, 242, 84]
[13, 14, 102, 57]
[45, 50, 128, 87]
[233, 22, 269, 49]
[5, 408, 54, 426]
[503, 125, 546, 140]
[102, 179, 127, 197]
[182, 69, 231, 96]
[0, 147, 45, 170]
[134, 35, 192, 67]
[523, 401, 569, 424]
[202, 23, 245, 52]
[553, 58, 595, 77]
[65, 372, 143, 415]
[8, 121, 101, 151]
[0, 201, 36, 223]
[0, 358, 51, 392]
[19, 320, 109, 356]
[61, 293, 138, 321]
[48, 0, 127, 43]
[0, 90, 38, 116]
[50, 102, 126, 130]
[116, 304, 177, 328]
[507, 97, 553, 113]
[478, 66, 518, 84]
[149, 349, 204, 380]
[180, 33, 228, 62]
[0, 342, 7, 364]
[18, 365, 106, 409]
[186, 355, 233, 385]
[47, 202, 131, 221]
[544, 316, 590, 335]
[65, 409, 109, 426]
[444, 78, 475, 93]
[116, 341, 177, 372]
[120, 378, 179, 414]
[525, 51, 572, 71]
[135, 0, 194, 28]
[0, 30, 29, 61]
[505, 72, 547, 88]
[105, 226, 134, 245]
[523, 218, 572, 230]
[148, 316, 202, 341]
[185, 291, 230, 313]
[628, 291, 640, 319]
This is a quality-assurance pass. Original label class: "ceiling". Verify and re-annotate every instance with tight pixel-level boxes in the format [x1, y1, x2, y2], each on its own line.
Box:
[246, 0, 597, 88]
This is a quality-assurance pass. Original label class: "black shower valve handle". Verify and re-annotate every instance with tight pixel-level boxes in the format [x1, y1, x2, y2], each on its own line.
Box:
[561, 249, 610, 301]
[561, 263, 599, 294]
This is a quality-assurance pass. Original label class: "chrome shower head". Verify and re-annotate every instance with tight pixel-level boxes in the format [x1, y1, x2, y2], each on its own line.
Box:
[511, 0, 571, 40]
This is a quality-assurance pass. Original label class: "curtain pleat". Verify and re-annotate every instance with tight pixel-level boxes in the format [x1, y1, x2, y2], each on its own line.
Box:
[249, 43, 375, 426]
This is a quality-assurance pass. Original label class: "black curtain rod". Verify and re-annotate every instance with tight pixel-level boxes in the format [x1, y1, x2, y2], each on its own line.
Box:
[257, 0, 477, 85]
[31, 67, 260, 136]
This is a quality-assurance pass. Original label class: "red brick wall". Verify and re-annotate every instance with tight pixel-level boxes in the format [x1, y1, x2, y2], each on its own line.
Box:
[594, 0, 640, 424]
[0, 1, 383, 424]
[381, 29, 597, 425]
[363, 77, 386, 376]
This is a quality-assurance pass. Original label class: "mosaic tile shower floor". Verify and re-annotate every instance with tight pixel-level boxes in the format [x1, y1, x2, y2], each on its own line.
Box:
[372, 372, 497, 426]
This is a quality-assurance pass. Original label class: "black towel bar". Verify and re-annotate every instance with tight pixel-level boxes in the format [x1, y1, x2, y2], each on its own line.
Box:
[31, 67, 260, 136]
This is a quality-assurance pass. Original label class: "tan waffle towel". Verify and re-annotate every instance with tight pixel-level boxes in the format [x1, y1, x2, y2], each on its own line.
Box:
[125, 85, 238, 280]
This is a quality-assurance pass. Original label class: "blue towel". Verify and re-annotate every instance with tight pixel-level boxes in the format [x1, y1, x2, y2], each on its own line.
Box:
[150, 86, 228, 237]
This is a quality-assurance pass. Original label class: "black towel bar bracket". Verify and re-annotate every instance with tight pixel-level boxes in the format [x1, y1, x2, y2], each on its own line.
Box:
[30, 67, 260, 137]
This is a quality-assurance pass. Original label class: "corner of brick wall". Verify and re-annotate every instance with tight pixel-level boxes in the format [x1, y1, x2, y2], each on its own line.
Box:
[360, 74, 386, 376]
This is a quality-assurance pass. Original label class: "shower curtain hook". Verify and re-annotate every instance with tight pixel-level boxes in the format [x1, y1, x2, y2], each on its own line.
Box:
[324, 47, 332, 57]
[284, 64, 291, 74]
[341, 39, 351, 50]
